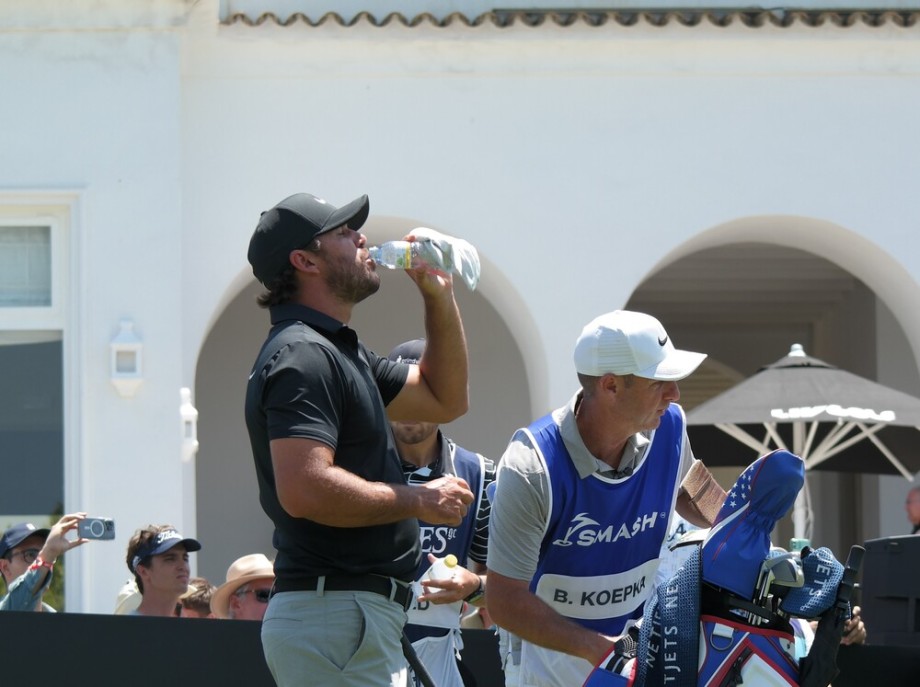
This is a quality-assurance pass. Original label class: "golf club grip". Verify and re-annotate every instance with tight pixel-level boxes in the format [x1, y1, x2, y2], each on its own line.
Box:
[837, 545, 865, 606]
[401, 631, 437, 687]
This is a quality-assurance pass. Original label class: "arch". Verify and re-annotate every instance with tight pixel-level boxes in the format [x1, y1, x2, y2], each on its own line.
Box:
[644, 215, 920, 373]
[626, 214, 920, 557]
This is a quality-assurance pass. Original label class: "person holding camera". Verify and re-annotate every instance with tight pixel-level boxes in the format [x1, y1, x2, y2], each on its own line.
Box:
[125, 524, 202, 617]
[0, 513, 89, 612]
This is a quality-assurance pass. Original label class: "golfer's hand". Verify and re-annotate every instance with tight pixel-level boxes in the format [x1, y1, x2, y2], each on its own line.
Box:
[417, 475, 473, 526]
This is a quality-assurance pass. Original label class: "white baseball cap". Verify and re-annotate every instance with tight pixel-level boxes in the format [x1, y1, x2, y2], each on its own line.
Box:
[573, 310, 706, 381]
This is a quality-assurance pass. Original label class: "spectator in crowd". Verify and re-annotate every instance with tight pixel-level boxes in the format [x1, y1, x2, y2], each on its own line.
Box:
[113, 578, 141, 615]
[907, 485, 920, 534]
[179, 576, 217, 618]
[1, 513, 88, 612]
[487, 310, 727, 687]
[125, 524, 201, 617]
[388, 338, 494, 687]
[210, 553, 275, 621]
[245, 191, 473, 687]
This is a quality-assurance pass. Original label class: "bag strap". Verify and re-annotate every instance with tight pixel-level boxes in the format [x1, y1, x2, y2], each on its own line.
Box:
[634, 581, 657, 686]
[635, 546, 701, 687]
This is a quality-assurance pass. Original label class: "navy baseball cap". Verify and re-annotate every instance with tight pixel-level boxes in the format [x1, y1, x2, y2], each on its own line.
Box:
[131, 528, 202, 572]
[248, 192, 370, 287]
[387, 338, 426, 365]
[0, 523, 50, 559]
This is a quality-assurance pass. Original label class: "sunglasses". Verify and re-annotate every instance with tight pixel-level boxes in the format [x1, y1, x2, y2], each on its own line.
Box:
[236, 587, 271, 603]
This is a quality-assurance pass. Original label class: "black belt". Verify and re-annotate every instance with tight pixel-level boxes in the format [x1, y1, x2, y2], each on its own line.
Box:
[272, 574, 414, 610]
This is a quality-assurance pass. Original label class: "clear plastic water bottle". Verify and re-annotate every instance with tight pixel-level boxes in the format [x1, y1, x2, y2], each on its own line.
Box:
[368, 240, 452, 271]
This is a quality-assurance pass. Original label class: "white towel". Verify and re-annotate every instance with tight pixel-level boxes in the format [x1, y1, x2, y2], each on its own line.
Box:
[411, 227, 481, 291]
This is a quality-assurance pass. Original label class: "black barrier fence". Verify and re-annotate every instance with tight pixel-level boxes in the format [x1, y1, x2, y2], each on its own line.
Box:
[0, 611, 503, 686]
[0, 611, 917, 686]
[861, 535, 920, 648]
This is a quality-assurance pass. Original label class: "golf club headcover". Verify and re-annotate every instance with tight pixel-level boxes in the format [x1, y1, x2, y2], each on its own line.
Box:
[701, 450, 805, 599]
[779, 546, 845, 619]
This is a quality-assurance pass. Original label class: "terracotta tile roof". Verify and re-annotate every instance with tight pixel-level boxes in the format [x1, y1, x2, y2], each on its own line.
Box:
[222, 8, 920, 29]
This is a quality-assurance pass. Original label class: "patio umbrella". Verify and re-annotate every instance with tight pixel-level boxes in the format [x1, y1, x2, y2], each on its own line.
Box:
[686, 344, 920, 538]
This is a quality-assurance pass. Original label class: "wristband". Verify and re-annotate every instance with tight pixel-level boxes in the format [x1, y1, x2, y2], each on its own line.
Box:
[463, 576, 485, 605]
[29, 556, 54, 571]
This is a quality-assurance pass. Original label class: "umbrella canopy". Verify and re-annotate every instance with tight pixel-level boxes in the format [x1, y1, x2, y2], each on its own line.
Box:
[687, 344, 920, 478]
[686, 344, 920, 539]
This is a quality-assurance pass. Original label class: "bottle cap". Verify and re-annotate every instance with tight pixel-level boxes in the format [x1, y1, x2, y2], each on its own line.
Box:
[789, 538, 811, 553]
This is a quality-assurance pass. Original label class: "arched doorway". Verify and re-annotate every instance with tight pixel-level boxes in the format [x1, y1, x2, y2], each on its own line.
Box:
[626, 221, 920, 555]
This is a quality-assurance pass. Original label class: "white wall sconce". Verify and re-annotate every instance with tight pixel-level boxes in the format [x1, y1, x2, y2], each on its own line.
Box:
[180, 386, 199, 463]
[110, 319, 143, 398]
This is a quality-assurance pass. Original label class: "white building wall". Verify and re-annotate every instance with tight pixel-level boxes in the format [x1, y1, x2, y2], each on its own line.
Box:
[2, 0, 919, 610]
[1, 6, 189, 611]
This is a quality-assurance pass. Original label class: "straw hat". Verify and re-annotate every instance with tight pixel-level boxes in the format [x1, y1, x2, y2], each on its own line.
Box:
[210, 553, 275, 619]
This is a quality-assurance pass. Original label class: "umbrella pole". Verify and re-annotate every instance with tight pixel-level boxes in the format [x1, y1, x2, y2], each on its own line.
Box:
[792, 424, 812, 541]
[793, 489, 810, 540]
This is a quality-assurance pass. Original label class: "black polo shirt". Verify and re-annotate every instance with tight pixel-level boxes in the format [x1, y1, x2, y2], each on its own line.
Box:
[244, 303, 419, 582]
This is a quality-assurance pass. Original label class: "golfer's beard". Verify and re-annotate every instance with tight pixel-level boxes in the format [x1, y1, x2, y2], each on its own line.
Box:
[325, 261, 380, 304]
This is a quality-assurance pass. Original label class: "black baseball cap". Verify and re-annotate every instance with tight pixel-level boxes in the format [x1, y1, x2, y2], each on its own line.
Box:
[247, 192, 370, 287]
[0, 523, 50, 559]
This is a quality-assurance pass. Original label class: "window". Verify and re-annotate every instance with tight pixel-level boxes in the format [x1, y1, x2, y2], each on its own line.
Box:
[0, 226, 51, 307]
[0, 195, 73, 609]
[0, 333, 63, 515]
[0, 203, 67, 330]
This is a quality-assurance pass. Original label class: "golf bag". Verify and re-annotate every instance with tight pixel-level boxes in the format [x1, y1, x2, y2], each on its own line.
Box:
[584, 449, 863, 687]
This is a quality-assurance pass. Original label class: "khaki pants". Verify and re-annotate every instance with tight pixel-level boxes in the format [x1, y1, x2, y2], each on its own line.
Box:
[262, 589, 408, 687]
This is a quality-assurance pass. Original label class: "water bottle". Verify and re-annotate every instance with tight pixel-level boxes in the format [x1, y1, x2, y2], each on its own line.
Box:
[368, 240, 451, 271]
[425, 553, 458, 582]
[409, 553, 463, 624]
[413, 553, 458, 598]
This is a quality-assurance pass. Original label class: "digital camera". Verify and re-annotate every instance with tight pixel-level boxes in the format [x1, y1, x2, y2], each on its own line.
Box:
[78, 517, 116, 540]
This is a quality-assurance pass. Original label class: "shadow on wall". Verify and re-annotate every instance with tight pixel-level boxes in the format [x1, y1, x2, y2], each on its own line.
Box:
[192, 269, 532, 585]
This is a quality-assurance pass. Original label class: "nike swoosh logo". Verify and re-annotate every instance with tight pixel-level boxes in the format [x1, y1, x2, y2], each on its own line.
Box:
[658, 336, 668, 346]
